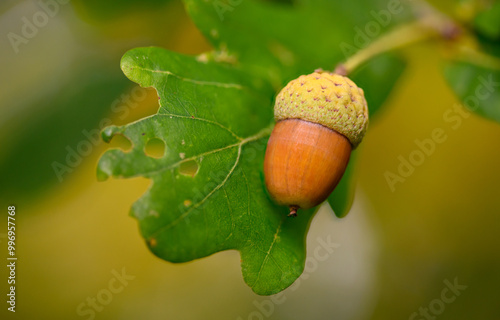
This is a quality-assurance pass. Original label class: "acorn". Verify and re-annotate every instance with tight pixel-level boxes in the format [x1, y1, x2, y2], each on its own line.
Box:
[264, 71, 369, 217]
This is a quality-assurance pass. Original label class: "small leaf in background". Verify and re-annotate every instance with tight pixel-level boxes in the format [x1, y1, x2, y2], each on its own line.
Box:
[350, 53, 406, 119]
[327, 154, 357, 218]
[472, 2, 500, 58]
[473, 3, 500, 57]
[327, 53, 406, 217]
[444, 61, 500, 124]
[474, 2, 500, 41]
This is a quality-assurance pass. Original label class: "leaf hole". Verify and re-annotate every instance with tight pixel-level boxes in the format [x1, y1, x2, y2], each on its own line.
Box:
[145, 138, 165, 159]
[107, 134, 132, 152]
[179, 160, 199, 178]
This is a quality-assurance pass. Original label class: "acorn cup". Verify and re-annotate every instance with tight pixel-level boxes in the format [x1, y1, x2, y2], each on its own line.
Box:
[264, 71, 369, 217]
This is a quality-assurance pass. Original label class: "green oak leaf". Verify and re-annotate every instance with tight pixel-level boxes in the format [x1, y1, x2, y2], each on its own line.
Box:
[444, 61, 500, 124]
[98, 47, 316, 295]
[98, 0, 408, 294]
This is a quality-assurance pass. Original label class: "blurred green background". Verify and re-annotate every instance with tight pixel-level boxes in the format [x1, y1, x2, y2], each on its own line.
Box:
[1, 0, 499, 319]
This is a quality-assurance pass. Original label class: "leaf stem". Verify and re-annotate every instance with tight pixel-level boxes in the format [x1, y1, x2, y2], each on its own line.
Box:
[454, 45, 500, 71]
[336, 3, 460, 75]
[336, 22, 431, 75]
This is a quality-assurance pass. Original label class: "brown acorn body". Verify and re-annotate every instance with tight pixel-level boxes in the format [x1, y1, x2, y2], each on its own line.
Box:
[264, 71, 368, 217]
[264, 119, 351, 216]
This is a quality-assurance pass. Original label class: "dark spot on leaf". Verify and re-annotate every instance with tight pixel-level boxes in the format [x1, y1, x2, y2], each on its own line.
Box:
[149, 238, 157, 247]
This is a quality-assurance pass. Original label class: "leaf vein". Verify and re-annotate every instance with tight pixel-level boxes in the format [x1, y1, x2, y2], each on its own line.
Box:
[251, 218, 285, 287]
[149, 143, 243, 236]
[147, 126, 272, 238]
[158, 113, 243, 140]
[131, 66, 244, 89]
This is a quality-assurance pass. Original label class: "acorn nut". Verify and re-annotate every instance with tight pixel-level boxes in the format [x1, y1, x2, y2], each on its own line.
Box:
[264, 71, 369, 217]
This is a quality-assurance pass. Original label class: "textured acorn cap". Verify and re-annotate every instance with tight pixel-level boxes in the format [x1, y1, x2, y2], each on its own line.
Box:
[274, 71, 368, 148]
